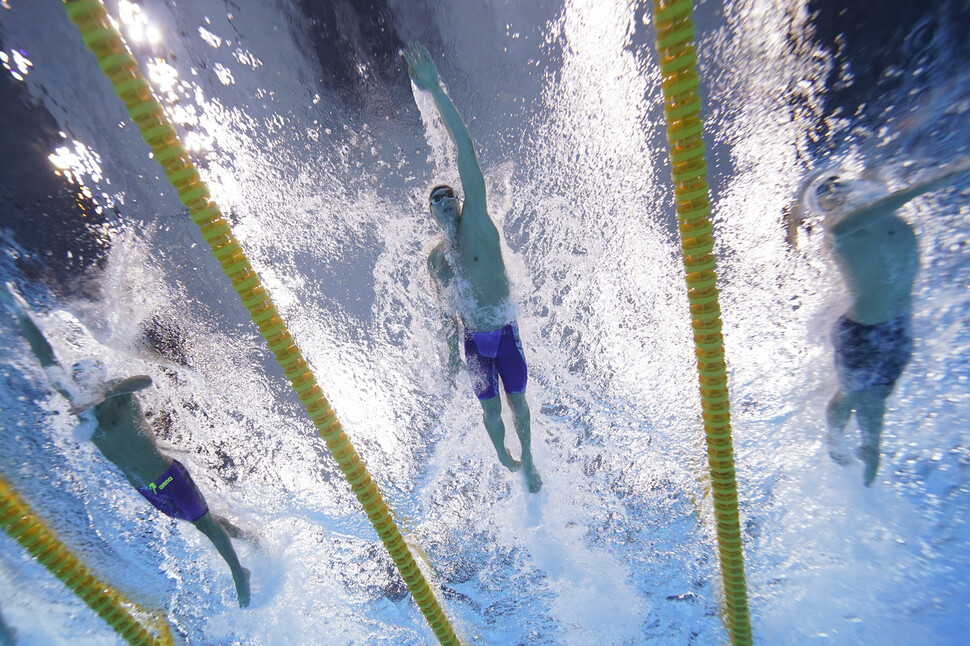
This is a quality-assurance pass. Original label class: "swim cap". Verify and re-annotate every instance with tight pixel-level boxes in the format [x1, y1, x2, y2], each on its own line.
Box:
[806, 171, 886, 218]
[429, 184, 455, 203]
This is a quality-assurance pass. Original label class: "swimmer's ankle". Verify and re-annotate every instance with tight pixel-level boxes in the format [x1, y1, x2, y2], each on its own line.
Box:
[501, 454, 521, 472]
[235, 568, 251, 608]
[526, 466, 542, 493]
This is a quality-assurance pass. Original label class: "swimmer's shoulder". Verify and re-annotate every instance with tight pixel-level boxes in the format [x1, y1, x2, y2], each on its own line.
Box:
[428, 242, 450, 273]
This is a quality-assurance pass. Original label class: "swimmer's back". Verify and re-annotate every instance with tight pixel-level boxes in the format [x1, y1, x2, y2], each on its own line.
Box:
[92, 394, 170, 489]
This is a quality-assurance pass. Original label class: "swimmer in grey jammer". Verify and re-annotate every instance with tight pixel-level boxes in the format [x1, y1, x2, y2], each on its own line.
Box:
[403, 42, 542, 493]
[0, 283, 251, 606]
[791, 156, 970, 486]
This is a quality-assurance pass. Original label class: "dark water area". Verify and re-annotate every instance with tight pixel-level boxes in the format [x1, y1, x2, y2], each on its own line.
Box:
[808, 0, 970, 152]
[3, 0, 968, 294]
[0, 35, 111, 290]
[0, 0, 413, 293]
[290, 0, 411, 115]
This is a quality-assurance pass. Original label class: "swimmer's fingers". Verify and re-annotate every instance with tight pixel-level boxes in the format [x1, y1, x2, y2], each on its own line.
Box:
[0, 282, 25, 314]
[403, 42, 439, 90]
[0, 284, 13, 310]
[402, 42, 427, 82]
[416, 42, 431, 62]
[404, 41, 424, 68]
[401, 42, 416, 68]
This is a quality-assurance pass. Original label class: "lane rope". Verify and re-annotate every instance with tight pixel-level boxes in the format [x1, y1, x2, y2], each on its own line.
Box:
[0, 476, 174, 646]
[60, 1, 461, 643]
[650, 1, 753, 644]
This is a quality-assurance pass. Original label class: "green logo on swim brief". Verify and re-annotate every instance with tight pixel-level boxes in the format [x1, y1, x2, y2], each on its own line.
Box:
[148, 476, 174, 495]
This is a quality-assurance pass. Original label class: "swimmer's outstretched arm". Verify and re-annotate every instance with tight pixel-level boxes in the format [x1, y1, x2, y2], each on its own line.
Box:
[0, 283, 80, 407]
[104, 376, 153, 398]
[403, 42, 488, 219]
[828, 156, 970, 236]
[1, 282, 59, 369]
[2, 284, 151, 412]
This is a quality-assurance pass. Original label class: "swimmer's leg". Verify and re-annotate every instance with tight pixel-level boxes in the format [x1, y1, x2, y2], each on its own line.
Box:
[480, 396, 521, 472]
[193, 512, 251, 607]
[212, 513, 258, 544]
[507, 391, 541, 493]
[855, 387, 890, 487]
[825, 390, 857, 466]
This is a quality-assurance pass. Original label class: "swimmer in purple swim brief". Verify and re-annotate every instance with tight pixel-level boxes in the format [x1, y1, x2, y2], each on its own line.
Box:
[1, 282, 251, 607]
[137, 459, 210, 522]
[463, 322, 529, 401]
[405, 42, 541, 493]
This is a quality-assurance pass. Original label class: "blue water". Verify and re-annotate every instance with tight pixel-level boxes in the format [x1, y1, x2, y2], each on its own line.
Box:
[1, 0, 969, 644]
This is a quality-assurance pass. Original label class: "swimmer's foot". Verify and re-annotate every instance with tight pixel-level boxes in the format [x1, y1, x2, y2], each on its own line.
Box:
[525, 464, 542, 493]
[859, 446, 880, 487]
[499, 451, 521, 472]
[825, 429, 852, 466]
[216, 514, 258, 544]
[235, 567, 251, 608]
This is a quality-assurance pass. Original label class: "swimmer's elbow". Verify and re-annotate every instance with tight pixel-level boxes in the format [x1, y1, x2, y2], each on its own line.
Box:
[105, 375, 153, 398]
[128, 375, 153, 391]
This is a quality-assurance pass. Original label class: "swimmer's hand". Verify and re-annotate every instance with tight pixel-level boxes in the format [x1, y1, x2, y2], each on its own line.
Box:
[0, 283, 14, 311]
[0, 282, 29, 317]
[402, 42, 440, 92]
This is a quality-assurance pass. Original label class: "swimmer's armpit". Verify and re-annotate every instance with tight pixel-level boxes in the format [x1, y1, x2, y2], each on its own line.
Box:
[69, 396, 105, 416]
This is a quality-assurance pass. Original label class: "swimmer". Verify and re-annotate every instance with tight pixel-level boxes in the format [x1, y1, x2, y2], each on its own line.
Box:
[403, 42, 542, 493]
[791, 155, 970, 486]
[0, 283, 251, 607]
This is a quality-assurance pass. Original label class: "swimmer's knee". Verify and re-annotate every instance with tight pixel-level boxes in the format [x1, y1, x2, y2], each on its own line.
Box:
[480, 396, 501, 420]
[191, 511, 216, 532]
[506, 390, 528, 410]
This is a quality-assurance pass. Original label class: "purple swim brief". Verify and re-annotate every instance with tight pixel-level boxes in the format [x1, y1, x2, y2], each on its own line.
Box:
[463, 321, 528, 401]
[136, 459, 209, 522]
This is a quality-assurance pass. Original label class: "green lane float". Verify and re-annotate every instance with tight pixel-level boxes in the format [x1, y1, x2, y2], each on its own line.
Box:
[650, 1, 753, 644]
[61, 1, 460, 643]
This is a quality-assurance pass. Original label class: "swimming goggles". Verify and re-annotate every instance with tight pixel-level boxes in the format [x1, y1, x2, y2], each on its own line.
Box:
[815, 176, 844, 198]
[430, 189, 456, 205]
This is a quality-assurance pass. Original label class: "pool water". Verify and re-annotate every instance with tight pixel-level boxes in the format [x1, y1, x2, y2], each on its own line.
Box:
[1, 0, 969, 644]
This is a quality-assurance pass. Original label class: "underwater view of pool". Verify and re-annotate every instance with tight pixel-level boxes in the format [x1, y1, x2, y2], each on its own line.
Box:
[1, 0, 969, 643]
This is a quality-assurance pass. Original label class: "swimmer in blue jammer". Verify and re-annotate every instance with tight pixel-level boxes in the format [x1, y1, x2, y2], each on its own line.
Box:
[403, 42, 542, 493]
[0, 283, 251, 606]
[791, 156, 970, 486]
